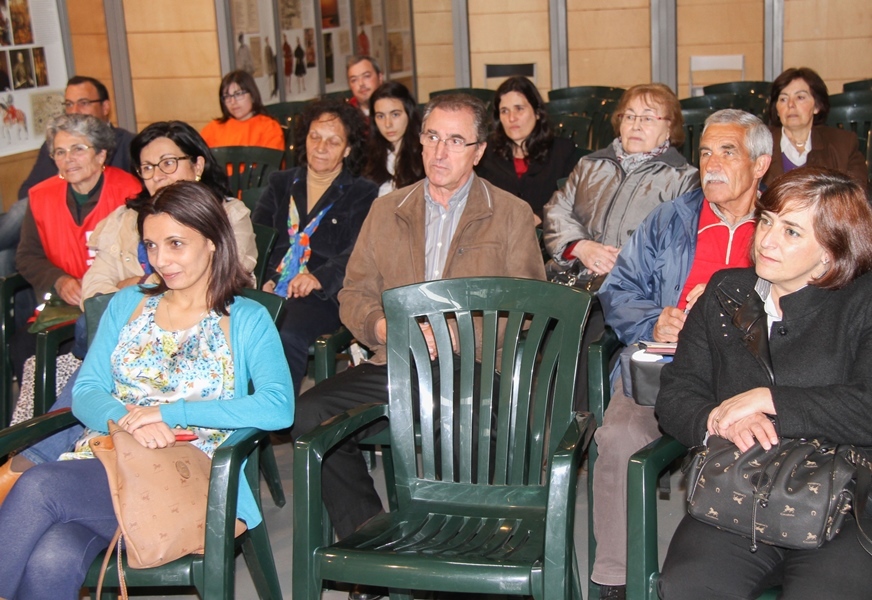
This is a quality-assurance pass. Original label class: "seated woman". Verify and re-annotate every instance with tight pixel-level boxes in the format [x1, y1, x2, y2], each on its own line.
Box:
[253, 98, 378, 394]
[200, 70, 285, 151]
[361, 81, 424, 197]
[12, 113, 142, 380]
[764, 67, 867, 189]
[84, 120, 257, 299]
[0, 181, 294, 599]
[657, 167, 872, 599]
[543, 83, 699, 280]
[475, 76, 577, 224]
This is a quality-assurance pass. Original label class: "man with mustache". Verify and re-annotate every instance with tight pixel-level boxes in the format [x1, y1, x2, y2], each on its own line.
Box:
[346, 55, 383, 119]
[589, 109, 772, 600]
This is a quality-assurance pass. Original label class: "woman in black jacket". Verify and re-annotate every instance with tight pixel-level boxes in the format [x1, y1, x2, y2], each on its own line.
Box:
[657, 167, 872, 599]
[253, 99, 377, 394]
[475, 76, 576, 223]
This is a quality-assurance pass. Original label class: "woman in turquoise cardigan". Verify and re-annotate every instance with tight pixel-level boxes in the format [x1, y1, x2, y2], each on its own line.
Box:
[0, 181, 293, 599]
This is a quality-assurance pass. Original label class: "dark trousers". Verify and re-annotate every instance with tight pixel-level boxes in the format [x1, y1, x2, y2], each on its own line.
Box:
[292, 358, 498, 541]
[659, 513, 872, 600]
[275, 292, 341, 396]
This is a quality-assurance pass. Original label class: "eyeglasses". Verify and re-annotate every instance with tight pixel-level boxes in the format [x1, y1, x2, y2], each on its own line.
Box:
[51, 144, 93, 160]
[136, 156, 192, 179]
[420, 132, 480, 153]
[618, 114, 668, 126]
[221, 90, 250, 103]
[63, 98, 103, 110]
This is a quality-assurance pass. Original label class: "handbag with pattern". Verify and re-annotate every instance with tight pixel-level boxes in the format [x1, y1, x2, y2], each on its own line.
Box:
[685, 435, 868, 552]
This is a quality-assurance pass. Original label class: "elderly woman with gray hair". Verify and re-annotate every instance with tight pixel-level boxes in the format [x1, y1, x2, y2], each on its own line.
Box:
[12, 113, 141, 381]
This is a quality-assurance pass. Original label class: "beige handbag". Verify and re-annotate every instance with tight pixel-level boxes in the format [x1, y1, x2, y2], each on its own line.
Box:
[90, 420, 245, 597]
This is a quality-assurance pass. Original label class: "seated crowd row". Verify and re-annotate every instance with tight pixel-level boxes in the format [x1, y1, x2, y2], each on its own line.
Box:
[0, 57, 870, 600]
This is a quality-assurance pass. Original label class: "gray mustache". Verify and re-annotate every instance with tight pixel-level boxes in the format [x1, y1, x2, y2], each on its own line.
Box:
[703, 173, 729, 185]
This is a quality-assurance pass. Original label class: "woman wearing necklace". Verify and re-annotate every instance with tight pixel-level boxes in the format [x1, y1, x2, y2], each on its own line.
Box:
[252, 98, 377, 394]
[0, 181, 293, 598]
[764, 67, 867, 190]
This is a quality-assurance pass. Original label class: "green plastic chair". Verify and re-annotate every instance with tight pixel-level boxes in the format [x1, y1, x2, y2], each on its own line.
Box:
[265, 101, 308, 168]
[323, 89, 353, 102]
[826, 104, 872, 185]
[211, 146, 284, 199]
[252, 224, 278, 290]
[829, 90, 872, 107]
[702, 81, 771, 97]
[680, 107, 716, 168]
[553, 114, 595, 152]
[679, 93, 739, 110]
[843, 78, 872, 92]
[548, 86, 626, 102]
[241, 185, 267, 213]
[294, 276, 596, 600]
[585, 329, 779, 600]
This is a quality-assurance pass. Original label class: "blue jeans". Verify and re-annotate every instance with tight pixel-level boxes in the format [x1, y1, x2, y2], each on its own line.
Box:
[20, 367, 84, 465]
[0, 198, 28, 276]
[0, 459, 117, 599]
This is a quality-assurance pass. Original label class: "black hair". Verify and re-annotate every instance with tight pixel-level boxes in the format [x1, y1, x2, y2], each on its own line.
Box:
[66, 75, 109, 101]
[294, 98, 368, 176]
[489, 76, 553, 164]
[362, 81, 424, 189]
[217, 70, 272, 124]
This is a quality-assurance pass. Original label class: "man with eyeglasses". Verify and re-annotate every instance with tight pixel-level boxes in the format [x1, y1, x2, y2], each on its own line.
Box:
[291, 94, 545, 600]
[0, 76, 135, 276]
[588, 109, 772, 600]
[346, 55, 383, 118]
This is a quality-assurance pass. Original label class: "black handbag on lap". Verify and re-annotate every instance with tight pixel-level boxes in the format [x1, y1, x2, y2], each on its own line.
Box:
[685, 435, 871, 553]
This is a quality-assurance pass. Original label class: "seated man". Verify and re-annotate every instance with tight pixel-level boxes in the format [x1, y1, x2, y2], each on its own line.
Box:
[590, 109, 773, 600]
[346, 55, 383, 119]
[291, 93, 546, 600]
[0, 76, 135, 276]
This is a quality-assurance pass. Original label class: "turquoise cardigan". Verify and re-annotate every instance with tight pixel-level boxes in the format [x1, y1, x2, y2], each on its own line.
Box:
[73, 286, 294, 527]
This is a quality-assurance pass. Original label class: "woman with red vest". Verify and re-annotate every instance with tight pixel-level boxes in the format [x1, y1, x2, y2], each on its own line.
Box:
[12, 113, 141, 381]
[17, 113, 142, 304]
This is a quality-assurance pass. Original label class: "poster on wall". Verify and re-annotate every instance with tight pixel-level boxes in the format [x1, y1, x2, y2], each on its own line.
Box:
[277, 0, 318, 100]
[229, 0, 286, 105]
[0, 0, 68, 158]
[320, 0, 351, 94]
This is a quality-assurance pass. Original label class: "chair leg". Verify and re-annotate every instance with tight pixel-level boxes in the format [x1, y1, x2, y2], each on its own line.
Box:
[387, 589, 413, 600]
[259, 436, 286, 507]
[241, 524, 284, 600]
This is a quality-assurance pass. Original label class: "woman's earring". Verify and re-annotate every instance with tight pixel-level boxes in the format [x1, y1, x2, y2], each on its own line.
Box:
[195, 175, 202, 182]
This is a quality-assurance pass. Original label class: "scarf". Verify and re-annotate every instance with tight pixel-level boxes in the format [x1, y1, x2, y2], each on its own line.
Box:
[613, 138, 671, 173]
[274, 196, 334, 297]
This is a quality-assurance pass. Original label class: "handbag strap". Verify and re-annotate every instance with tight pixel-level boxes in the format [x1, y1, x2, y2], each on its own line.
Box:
[853, 451, 872, 556]
[95, 526, 129, 600]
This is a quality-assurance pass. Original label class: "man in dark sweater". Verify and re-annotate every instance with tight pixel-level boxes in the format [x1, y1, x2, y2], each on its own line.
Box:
[0, 76, 135, 275]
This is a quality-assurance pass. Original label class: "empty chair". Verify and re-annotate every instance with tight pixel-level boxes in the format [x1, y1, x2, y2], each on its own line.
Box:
[689, 55, 745, 96]
[843, 78, 872, 92]
[827, 103, 872, 184]
[829, 90, 872, 107]
[679, 93, 739, 110]
[680, 107, 716, 167]
[702, 80, 771, 97]
[549, 85, 626, 101]
[211, 145, 284, 197]
[294, 276, 596, 600]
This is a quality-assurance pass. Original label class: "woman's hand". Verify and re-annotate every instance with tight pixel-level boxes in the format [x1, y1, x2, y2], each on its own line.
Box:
[119, 404, 163, 431]
[286, 273, 322, 298]
[707, 387, 776, 437]
[262, 280, 277, 294]
[117, 275, 142, 290]
[55, 275, 82, 306]
[570, 240, 620, 276]
[715, 412, 779, 452]
[653, 307, 687, 342]
[130, 422, 177, 449]
[684, 284, 706, 312]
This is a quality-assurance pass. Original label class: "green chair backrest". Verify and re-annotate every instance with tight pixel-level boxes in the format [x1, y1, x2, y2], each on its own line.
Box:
[548, 85, 626, 102]
[84, 293, 116, 348]
[382, 277, 591, 503]
[323, 89, 352, 101]
[829, 90, 872, 107]
[252, 224, 278, 289]
[553, 114, 594, 151]
[843, 78, 872, 92]
[679, 93, 739, 110]
[240, 185, 267, 213]
[680, 107, 717, 168]
[265, 101, 309, 168]
[826, 104, 872, 183]
[211, 146, 284, 198]
[702, 80, 771, 97]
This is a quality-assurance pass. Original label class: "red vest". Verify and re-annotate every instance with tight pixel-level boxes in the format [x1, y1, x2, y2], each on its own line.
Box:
[29, 167, 142, 279]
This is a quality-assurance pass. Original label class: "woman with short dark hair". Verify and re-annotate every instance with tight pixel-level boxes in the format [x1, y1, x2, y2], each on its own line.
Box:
[764, 67, 867, 189]
[200, 70, 285, 151]
[253, 98, 378, 394]
[657, 167, 872, 599]
[475, 76, 577, 222]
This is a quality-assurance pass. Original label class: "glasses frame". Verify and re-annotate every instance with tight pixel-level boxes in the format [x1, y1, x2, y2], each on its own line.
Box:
[221, 90, 250, 103]
[62, 98, 104, 110]
[51, 144, 94, 161]
[419, 132, 480, 154]
[136, 155, 193, 180]
[618, 113, 669, 126]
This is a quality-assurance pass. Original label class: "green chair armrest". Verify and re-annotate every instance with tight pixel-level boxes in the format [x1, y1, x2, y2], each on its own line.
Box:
[626, 435, 687, 600]
[312, 326, 355, 383]
[33, 322, 77, 417]
[587, 327, 621, 426]
[0, 408, 78, 457]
